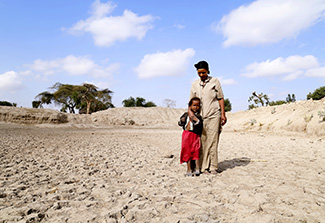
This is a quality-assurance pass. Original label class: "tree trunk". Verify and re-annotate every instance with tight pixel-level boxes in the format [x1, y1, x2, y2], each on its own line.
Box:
[86, 101, 91, 114]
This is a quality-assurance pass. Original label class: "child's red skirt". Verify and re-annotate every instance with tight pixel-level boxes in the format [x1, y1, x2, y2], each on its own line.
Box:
[180, 130, 201, 163]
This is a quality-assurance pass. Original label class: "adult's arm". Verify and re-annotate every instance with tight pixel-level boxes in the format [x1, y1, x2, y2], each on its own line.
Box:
[218, 98, 227, 126]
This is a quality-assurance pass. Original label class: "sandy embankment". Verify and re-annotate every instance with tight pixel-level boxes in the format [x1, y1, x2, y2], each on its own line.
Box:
[0, 98, 324, 135]
[0, 99, 324, 222]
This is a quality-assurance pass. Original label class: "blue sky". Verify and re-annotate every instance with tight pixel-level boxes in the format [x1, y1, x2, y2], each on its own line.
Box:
[1, 0, 324, 112]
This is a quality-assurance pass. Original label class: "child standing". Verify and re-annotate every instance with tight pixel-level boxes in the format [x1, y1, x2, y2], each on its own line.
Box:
[178, 97, 203, 176]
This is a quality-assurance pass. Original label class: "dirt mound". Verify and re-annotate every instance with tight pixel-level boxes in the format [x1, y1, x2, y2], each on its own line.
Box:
[225, 98, 325, 136]
[90, 107, 186, 127]
[1, 98, 324, 136]
[0, 106, 70, 124]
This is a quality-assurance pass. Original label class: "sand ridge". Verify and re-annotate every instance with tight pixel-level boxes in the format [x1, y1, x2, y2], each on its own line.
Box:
[1, 98, 324, 136]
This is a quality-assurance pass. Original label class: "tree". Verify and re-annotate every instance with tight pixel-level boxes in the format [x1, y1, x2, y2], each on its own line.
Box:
[307, 86, 325, 100]
[135, 97, 146, 107]
[122, 97, 156, 107]
[35, 91, 53, 105]
[286, 94, 296, 103]
[76, 83, 114, 114]
[248, 91, 270, 109]
[122, 97, 136, 107]
[0, 101, 17, 107]
[163, 99, 176, 108]
[32, 101, 42, 108]
[143, 101, 157, 107]
[35, 82, 114, 114]
[51, 83, 81, 113]
[224, 98, 232, 112]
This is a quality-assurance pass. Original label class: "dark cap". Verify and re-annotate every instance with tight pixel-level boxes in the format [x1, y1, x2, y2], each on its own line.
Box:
[194, 61, 209, 72]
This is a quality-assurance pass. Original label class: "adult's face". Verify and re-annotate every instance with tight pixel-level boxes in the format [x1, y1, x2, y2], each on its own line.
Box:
[197, 68, 208, 81]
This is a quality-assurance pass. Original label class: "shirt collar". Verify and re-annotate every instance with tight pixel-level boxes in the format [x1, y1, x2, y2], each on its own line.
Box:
[199, 76, 211, 87]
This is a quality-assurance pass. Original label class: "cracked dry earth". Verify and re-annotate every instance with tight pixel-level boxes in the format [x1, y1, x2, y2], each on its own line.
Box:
[0, 123, 324, 223]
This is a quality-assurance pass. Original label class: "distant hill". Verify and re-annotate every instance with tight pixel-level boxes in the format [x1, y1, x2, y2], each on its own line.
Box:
[1, 98, 324, 136]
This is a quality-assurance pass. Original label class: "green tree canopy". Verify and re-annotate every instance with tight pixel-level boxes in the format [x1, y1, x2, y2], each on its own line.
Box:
[307, 86, 325, 100]
[35, 82, 114, 114]
[76, 83, 114, 114]
[122, 97, 156, 107]
[224, 98, 232, 112]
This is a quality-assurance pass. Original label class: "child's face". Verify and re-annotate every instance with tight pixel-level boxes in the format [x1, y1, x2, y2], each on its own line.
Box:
[190, 100, 200, 113]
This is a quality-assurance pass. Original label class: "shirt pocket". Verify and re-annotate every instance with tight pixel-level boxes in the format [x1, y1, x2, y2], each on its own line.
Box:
[208, 85, 218, 100]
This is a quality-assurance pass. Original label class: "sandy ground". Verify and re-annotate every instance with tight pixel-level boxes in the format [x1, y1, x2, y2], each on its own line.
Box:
[0, 122, 324, 223]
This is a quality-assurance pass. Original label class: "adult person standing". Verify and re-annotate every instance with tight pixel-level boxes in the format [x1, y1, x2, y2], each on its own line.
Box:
[189, 60, 227, 174]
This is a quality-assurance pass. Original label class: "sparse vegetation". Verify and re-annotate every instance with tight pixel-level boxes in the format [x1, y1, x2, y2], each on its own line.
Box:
[287, 119, 293, 125]
[304, 114, 313, 123]
[250, 118, 257, 125]
[269, 94, 295, 107]
[269, 100, 286, 106]
[318, 108, 325, 122]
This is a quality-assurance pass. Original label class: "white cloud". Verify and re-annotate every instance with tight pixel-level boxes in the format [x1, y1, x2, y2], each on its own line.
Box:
[61, 55, 96, 75]
[0, 71, 23, 94]
[174, 24, 186, 30]
[242, 55, 319, 80]
[218, 76, 238, 85]
[135, 48, 196, 79]
[305, 67, 325, 77]
[27, 55, 119, 78]
[67, 0, 155, 47]
[282, 71, 303, 81]
[91, 63, 120, 78]
[214, 0, 325, 47]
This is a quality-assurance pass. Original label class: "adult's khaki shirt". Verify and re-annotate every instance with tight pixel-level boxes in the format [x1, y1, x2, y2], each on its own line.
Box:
[190, 76, 224, 119]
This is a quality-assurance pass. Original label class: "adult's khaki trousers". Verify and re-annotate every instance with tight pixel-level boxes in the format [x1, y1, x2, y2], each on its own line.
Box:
[199, 115, 221, 171]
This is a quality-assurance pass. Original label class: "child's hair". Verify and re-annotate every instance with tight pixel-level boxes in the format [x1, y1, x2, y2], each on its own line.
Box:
[188, 97, 201, 107]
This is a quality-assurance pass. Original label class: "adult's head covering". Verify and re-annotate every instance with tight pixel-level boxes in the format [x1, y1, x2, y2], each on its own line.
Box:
[194, 61, 209, 73]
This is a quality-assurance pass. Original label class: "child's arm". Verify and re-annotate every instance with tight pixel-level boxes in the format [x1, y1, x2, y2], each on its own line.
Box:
[188, 108, 198, 123]
[178, 113, 187, 127]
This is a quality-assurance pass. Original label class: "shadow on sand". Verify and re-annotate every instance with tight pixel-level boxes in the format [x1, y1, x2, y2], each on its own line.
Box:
[218, 157, 251, 172]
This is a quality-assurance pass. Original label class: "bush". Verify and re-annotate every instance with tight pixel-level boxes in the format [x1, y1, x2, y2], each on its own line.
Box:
[307, 86, 325, 100]
[122, 97, 156, 107]
[0, 101, 17, 107]
[269, 100, 286, 106]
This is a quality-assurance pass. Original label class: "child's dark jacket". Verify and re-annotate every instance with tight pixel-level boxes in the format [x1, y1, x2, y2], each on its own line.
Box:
[178, 112, 203, 135]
